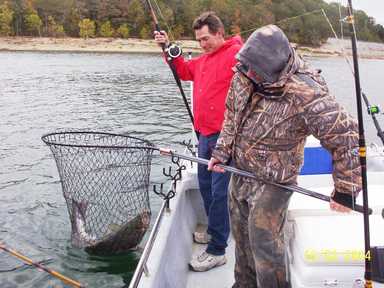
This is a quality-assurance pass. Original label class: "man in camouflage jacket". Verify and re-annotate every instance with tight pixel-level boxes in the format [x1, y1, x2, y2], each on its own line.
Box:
[208, 25, 362, 287]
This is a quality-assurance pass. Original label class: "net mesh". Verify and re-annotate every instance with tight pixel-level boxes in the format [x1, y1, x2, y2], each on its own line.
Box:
[42, 131, 154, 255]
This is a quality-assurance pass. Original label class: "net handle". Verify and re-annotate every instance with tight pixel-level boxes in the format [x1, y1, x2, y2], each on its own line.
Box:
[158, 149, 372, 215]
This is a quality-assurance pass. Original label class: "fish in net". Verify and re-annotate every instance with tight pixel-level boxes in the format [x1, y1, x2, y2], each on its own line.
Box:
[42, 131, 153, 255]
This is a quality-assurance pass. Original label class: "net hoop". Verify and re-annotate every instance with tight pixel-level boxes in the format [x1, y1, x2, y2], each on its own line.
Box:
[42, 131, 155, 255]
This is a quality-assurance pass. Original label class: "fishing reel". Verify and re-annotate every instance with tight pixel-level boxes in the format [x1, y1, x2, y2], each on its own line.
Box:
[166, 43, 182, 59]
[367, 105, 381, 115]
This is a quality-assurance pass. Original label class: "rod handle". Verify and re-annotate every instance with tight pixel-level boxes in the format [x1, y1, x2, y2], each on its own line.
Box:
[333, 198, 372, 215]
[352, 204, 372, 215]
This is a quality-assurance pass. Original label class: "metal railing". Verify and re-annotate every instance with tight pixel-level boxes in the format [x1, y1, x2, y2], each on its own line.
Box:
[128, 198, 168, 288]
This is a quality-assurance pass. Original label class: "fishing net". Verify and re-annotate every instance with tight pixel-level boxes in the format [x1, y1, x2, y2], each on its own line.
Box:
[42, 131, 154, 255]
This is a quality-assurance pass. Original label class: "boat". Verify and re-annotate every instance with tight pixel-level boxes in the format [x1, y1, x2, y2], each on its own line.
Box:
[128, 136, 384, 288]
[130, 2, 384, 287]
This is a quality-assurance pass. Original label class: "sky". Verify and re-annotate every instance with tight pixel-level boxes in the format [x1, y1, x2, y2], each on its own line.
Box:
[326, 0, 384, 25]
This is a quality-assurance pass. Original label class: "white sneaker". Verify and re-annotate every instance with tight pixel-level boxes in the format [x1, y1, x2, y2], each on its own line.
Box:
[189, 251, 227, 272]
[193, 231, 211, 244]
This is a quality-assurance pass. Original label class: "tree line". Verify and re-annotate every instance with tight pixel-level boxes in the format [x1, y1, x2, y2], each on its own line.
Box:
[0, 0, 383, 45]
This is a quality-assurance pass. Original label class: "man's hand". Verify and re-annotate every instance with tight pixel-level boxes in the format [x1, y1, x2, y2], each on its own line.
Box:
[208, 157, 225, 173]
[330, 199, 351, 213]
[154, 30, 169, 47]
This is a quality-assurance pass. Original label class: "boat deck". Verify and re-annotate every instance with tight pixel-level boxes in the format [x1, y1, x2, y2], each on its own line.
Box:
[133, 164, 384, 288]
[185, 173, 384, 288]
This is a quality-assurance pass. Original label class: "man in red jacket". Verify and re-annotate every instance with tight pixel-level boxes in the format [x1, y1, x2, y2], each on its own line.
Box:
[155, 11, 242, 272]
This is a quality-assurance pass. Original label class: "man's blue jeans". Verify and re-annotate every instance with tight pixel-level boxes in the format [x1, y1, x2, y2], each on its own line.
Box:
[197, 133, 230, 256]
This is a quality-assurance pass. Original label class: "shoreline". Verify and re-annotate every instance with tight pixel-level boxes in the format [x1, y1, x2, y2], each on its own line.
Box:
[0, 36, 202, 54]
[1, 37, 384, 59]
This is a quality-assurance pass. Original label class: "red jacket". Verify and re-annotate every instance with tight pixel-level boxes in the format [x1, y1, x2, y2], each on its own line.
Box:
[172, 36, 243, 136]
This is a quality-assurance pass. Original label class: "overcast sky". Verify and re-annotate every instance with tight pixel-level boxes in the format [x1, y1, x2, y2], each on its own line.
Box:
[326, 0, 384, 25]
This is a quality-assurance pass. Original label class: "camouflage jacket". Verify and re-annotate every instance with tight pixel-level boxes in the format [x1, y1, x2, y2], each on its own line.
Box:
[212, 58, 362, 199]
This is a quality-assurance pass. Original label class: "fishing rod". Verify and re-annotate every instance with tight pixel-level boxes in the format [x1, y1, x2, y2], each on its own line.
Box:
[321, 8, 384, 147]
[144, 0, 197, 138]
[0, 242, 84, 288]
[346, 1, 372, 287]
[158, 148, 372, 215]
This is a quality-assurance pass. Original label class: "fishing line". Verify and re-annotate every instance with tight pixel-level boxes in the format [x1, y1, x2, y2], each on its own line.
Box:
[233, 9, 325, 37]
[338, 0, 345, 40]
[144, 0, 196, 138]
[321, 7, 384, 145]
[152, 0, 176, 42]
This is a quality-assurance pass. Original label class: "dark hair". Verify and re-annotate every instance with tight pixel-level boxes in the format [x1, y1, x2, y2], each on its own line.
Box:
[192, 11, 224, 35]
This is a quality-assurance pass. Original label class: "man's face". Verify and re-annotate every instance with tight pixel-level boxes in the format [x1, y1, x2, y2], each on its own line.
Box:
[195, 25, 224, 54]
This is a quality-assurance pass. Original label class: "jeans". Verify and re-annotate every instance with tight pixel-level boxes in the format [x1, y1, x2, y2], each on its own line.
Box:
[197, 133, 230, 256]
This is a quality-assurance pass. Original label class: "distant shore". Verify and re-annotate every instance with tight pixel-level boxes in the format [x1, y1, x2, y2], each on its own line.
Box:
[1, 37, 384, 59]
[0, 37, 202, 54]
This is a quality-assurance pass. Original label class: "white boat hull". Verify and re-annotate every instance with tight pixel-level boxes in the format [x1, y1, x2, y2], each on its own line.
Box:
[131, 144, 384, 288]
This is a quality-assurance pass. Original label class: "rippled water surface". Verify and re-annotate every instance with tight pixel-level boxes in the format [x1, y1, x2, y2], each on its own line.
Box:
[0, 51, 383, 288]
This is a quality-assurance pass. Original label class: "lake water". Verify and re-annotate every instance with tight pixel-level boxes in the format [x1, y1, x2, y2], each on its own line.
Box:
[0, 51, 383, 288]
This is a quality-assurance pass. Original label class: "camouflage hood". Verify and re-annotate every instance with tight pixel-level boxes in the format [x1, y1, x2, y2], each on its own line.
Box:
[236, 25, 303, 94]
